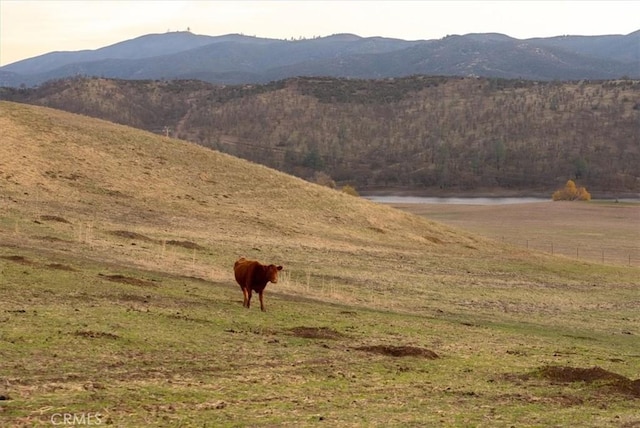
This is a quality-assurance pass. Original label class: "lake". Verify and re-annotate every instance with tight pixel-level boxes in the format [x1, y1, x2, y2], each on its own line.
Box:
[364, 196, 550, 205]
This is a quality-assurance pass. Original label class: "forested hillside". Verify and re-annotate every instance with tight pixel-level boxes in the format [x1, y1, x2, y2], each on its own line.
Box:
[2, 75, 638, 194]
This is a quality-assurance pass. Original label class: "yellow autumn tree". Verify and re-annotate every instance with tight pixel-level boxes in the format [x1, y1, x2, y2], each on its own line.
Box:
[552, 180, 591, 201]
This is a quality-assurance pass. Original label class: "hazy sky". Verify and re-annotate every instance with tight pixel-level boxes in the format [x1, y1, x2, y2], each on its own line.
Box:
[1, 0, 639, 66]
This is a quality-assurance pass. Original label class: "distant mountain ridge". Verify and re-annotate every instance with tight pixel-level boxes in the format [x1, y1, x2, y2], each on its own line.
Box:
[1, 30, 638, 87]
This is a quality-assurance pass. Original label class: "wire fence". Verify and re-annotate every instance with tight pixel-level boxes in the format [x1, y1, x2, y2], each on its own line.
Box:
[498, 236, 639, 267]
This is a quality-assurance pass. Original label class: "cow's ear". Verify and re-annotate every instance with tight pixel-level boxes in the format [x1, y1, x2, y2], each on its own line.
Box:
[277, 265, 283, 271]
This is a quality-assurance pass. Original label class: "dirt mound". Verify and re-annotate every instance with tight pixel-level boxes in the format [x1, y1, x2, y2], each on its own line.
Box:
[99, 274, 157, 288]
[74, 330, 119, 340]
[289, 327, 346, 340]
[539, 366, 626, 383]
[36, 235, 72, 243]
[2, 256, 74, 271]
[108, 232, 204, 250]
[356, 345, 439, 359]
[109, 230, 155, 242]
[39, 215, 71, 223]
[535, 365, 640, 398]
[166, 240, 205, 250]
[1, 255, 33, 264]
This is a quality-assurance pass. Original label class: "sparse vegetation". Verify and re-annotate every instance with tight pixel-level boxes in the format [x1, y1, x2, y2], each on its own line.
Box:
[1, 102, 638, 426]
[341, 184, 359, 196]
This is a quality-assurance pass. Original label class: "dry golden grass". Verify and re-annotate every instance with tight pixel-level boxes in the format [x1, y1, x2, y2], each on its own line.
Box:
[1, 100, 638, 312]
[391, 201, 640, 267]
[0, 101, 497, 302]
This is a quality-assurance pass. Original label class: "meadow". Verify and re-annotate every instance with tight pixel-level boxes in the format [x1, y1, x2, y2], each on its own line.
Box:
[0, 101, 638, 427]
[389, 200, 640, 267]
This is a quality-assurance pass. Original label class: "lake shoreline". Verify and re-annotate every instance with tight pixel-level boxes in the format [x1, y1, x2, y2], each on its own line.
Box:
[364, 196, 550, 205]
[359, 188, 640, 201]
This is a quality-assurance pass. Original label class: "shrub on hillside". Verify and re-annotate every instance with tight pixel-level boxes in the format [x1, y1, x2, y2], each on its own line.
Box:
[552, 180, 591, 201]
[341, 185, 359, 197]
[314, 172, 336, 189]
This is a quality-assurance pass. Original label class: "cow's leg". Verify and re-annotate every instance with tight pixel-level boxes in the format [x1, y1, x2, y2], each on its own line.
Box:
[259, 291, 265, 312]
[246, 289, 252, 309]
[242, 287, 250, 308]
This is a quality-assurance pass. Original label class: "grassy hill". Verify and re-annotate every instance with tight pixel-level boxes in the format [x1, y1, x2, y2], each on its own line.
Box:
[1, 101, 638, 426]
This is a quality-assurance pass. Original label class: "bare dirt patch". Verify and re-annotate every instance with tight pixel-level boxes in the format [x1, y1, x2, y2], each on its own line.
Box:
[98, 274, 158, 288]
[1, 255, 33, 265]
[502, 365, 640, 400]
[166, 240, 205, 250]
[538, 365, 625, 383]
[289, 327, 347, 340]
[39, 215, 71, 224]
[167, 313, 212, 324]
[3, 255, 76, 272]
[36, 235, 73, 243]
[109, 230, 155, 242]
[108, 232, 204, 251]
[536, 365, 640, 398]
[74, 330, 119, 340]
[356, 345, 440, 359]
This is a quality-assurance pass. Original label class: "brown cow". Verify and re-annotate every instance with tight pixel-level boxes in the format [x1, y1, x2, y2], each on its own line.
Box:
[233, 257, 283, 311]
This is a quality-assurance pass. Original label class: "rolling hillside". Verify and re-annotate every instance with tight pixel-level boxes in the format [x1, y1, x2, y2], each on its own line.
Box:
[1, 99, 637, 311]
[1, 101, 638, 426]
[0, 100, 489, 291]
[2, 99, 532, 286]
[3, 76, 639, 195]
[2, 99, 637, 303]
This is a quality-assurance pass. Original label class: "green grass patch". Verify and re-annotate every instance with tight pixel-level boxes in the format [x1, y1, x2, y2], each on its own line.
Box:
[2, 251, 638, 426]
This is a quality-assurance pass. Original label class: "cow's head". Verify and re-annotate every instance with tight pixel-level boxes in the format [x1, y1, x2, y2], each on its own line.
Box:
[266, 264, 283, 283]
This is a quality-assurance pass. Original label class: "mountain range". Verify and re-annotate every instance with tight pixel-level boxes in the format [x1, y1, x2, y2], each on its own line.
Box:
[1, 30, 639, 87]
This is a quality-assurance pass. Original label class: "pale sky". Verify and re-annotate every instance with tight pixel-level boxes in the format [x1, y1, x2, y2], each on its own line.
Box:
[1, 0, 638, 67]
